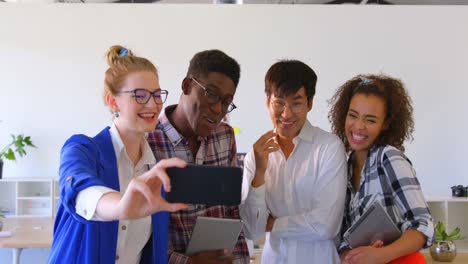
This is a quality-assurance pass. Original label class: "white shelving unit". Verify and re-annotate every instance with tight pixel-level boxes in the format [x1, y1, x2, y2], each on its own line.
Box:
[53, 180, 60, 217]
[426, 196, 468, 252]
[0, 178, 58, 218]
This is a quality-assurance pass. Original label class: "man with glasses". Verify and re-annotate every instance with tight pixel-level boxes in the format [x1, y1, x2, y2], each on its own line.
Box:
[240, 60, 347, 263]
[148, 50, 249, 264]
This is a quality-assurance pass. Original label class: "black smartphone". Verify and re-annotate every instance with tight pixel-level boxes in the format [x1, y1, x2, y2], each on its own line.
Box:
[166, 164, 242, 206]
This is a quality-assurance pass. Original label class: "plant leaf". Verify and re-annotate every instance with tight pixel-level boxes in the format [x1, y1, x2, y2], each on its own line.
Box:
[435, 222, 443, 235]
[5, 148, 16, 160]
[435, 221, 449, 240]
[447, 234, 466, 241]
[1, 133, 36, 161]
[448, 227, 461, 237]
[23, 136, 36, 147]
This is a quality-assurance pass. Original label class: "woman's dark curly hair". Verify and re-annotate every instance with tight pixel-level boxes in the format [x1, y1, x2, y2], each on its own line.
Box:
[328, 74, 414, 152]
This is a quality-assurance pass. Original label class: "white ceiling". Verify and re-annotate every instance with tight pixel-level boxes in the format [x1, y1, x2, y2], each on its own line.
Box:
[2, 0, 468, 4]
[157, 0, 468, 4]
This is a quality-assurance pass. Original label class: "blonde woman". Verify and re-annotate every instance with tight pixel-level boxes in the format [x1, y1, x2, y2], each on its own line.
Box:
[49, 45, 187, 264]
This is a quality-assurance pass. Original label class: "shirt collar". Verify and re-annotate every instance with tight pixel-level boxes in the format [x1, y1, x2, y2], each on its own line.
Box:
[109, 124, 125, 159]
[348, 145, 379, 172]
[109, 123, 156, 166]
[161, 104, 206, 146]
[292, 119, 314, 144]
[160, 105, 186, 146]
[140, 137, 156, 166]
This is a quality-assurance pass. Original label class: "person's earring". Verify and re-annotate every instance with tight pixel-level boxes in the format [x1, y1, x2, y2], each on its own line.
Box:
[114, 111, 120, 118]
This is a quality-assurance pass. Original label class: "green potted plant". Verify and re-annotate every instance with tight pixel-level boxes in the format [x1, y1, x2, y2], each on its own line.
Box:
[430, 221, 466, 262]
[0, 134, 37, 179]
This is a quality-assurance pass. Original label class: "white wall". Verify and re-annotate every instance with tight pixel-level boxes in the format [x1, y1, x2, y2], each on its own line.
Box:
[1, 4, 467, 192]
[1, 4, 467, 194]
[0, 4, 467, 262]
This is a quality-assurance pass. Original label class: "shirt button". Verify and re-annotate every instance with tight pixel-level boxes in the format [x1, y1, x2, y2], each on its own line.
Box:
[115, 255, 119, 261]
[121, 225, 127, 231]
[66, 176, 72, 181]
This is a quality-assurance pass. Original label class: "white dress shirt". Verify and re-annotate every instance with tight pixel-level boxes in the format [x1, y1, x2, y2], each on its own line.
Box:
[240, 120, 347, 264]
[75, 124, 154, 264]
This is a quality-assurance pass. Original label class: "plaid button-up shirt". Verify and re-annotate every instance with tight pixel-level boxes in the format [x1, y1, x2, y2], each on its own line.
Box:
[147, 105, 250, 264]
[339, 145, 434, 252]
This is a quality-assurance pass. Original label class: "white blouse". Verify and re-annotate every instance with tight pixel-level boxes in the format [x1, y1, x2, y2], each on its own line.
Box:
[75, 124, 155, 264]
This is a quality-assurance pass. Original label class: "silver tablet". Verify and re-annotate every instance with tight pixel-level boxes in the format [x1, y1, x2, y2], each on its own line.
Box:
[347, 202, 401, 248]
[185, 216, 243, 256]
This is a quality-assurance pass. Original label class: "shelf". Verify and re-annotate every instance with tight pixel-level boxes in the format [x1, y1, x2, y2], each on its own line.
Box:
[426, 196, 468, 202]
[0, 178, 57, 218]
[54, 180, 59, 194]
[17, 197, 50, 200]
[13, 214, 53, 218]
[18, 200, 52, 215]
[52, 180, 60, 218]
[0, 181, 15, 215]
[427, 198, 468, 252]
[18, 181, 51, 197]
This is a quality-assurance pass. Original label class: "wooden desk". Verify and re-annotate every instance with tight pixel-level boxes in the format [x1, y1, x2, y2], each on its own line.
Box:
[423, 252, 468, 263]
[251, 250, 468, 264]
[0, 217, 53, 264]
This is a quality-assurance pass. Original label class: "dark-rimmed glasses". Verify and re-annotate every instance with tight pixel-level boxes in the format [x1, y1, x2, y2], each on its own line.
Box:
[119, 89, 168, 105]
[190, 77, 237, 113]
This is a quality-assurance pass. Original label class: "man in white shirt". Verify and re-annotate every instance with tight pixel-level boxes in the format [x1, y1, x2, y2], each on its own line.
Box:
[240, 60, 347, 264]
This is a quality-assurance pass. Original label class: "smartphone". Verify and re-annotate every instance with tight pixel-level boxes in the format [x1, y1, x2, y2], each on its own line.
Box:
[166, 164, 242, 206]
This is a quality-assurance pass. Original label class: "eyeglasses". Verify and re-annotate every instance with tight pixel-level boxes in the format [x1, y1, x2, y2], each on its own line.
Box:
[119, 88, 168, 105]
[190, 77, 237, 113]
[270, 99, 307, 114]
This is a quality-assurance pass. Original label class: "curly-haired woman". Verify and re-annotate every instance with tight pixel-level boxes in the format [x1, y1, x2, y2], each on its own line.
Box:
[328, 74, 434, 264]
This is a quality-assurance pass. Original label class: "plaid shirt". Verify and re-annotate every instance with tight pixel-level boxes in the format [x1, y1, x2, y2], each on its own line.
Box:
[339, 145, 434, 252]
[147, 105, 250, 264]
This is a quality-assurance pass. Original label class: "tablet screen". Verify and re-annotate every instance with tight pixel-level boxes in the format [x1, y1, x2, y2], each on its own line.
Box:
[186, 216, 243, 256]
